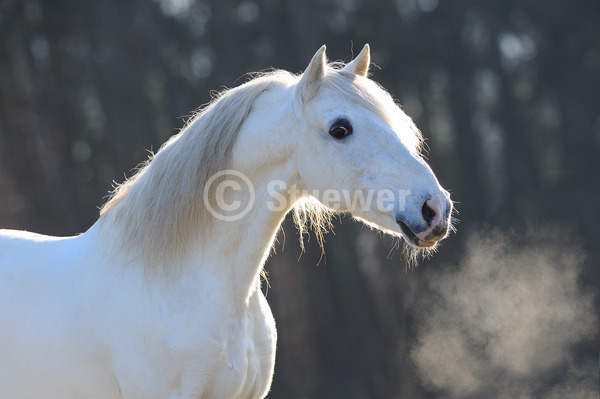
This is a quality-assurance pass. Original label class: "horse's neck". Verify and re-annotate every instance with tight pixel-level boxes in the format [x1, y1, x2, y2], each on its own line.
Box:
[96, 82, 297, 310]
[199, 166, 296, 306]
[97, 161, 296, 313]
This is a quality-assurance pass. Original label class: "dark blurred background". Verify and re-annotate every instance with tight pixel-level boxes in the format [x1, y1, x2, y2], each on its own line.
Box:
[0, 0, 598, 398]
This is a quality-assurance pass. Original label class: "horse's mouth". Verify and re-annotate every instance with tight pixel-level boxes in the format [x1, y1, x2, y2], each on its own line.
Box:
[396, 220, 437, 248]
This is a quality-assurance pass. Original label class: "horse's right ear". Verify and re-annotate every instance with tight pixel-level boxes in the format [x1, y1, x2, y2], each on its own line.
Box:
[343, 44, 370, 77]
[295, 45, 327, 105]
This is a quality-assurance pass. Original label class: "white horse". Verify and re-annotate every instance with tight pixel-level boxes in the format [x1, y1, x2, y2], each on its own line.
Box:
[0, 45, 452, 398]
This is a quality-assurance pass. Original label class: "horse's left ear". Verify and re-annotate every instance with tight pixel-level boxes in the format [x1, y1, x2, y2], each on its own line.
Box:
[296, 45, 327, 104]
[343, 44, 370, 77]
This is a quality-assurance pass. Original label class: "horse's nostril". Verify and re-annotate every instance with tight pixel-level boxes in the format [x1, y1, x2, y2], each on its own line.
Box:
[422, 200, 437, 226]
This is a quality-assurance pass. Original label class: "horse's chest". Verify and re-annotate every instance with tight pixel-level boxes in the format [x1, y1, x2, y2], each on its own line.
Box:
[209, 330, 275, 398]
[159, 291, 277, 399]
[206, 301, 277, 398]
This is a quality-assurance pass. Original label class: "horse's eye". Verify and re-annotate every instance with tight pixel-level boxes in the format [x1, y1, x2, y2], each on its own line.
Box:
[329, 119, 353, 139]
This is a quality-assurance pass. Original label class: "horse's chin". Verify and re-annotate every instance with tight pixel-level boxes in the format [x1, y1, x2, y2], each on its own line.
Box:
[408, 238, 438, 248]
[395, 219, 438, 248]
[353, 214, 438, 248]
[351, 215, 439, 267]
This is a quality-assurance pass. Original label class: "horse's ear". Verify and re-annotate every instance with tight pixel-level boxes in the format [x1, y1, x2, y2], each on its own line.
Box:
[296, 45, 327, 104]
[343, 44, 370, 77]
